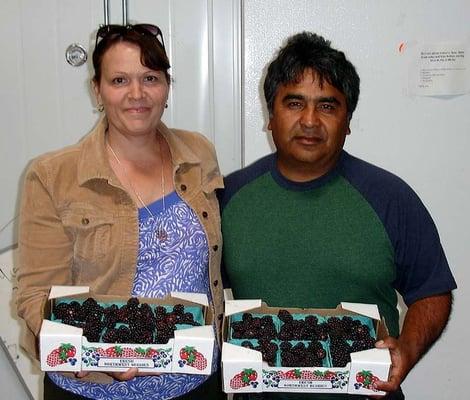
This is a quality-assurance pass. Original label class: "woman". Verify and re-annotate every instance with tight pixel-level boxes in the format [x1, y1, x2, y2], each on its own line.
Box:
[16, 24, 224, 400]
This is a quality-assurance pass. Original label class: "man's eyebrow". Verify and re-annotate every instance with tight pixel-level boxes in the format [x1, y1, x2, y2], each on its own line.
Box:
[282, 94, 305, 102]
[281, 94, 342, 105]
[317, 96, 341, 104]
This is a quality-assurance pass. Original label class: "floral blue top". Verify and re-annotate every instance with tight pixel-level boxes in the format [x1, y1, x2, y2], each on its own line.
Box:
[49, 191, 214, 399]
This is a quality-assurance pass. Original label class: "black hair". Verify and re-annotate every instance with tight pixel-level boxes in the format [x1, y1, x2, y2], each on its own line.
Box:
[92, 28, 170, 84]
[263, 32, 360, 118]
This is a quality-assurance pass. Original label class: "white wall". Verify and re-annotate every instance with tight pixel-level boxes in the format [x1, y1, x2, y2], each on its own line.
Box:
[242, 0, 470, 398]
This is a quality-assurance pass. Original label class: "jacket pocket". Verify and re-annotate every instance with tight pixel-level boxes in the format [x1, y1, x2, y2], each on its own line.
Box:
[62, 204, 114, 263]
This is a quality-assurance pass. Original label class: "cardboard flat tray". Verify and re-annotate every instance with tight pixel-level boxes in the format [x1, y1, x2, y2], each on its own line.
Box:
[39, 286, 215, 375]
[222, 300, 391, 396]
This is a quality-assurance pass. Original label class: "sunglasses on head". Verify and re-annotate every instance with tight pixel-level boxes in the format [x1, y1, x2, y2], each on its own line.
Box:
[95, 24, 166, 52]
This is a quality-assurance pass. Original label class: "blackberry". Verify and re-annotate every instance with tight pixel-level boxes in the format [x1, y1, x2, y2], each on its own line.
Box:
[305, 315, 318, 326]
[116, 298, 140, 324]
[231, 321, 245, 339]
[280, 341, 292, 352]
[116, 325, 131, 343]
[130, 305, 156, 331]
[155, 306, 167, 317]
[278, 309, 293, 323]
[103, 304, 119, 328]
[350, 324, 371, 341]
[256, 340, 278, 366]
[156, 324, 175, 344]
[55, 301, 81, 321]
[230, 314, 276, 340]
[280, 340, 326, 367]
[308, 340, 327, 361]
[180, 312, 199, 325]
[129, 323, 154, 344]
[103, 328, 120, 343]
[351, 336, 376, 352]
[83, 319, 103, 343]
[127, 297, 140, 309]
[259, 316, 277, 340]
[138, 330, 154, 344]
[279, 319, 306, 341]
[330, 338, 352, 367]
[81, 298, 103, 322]
[117, 305, 131, 323]
[241, 312, 253, 323]
[315, 323, 329, 341]
[327, 316, 347, 338]
[53, 302, 71, 320]
[173, 304, 185, 315]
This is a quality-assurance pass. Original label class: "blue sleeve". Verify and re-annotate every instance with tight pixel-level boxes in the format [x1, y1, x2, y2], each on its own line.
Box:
[340, 152, 457, 305]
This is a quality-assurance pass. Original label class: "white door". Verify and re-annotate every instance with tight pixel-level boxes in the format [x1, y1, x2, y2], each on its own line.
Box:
[0, 1, 241, 398]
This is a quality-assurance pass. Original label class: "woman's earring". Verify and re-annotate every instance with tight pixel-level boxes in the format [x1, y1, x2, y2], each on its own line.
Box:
[165, 103, 168, 109]
[97, 103, 104, 112]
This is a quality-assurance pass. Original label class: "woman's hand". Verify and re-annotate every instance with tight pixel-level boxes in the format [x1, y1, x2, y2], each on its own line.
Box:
[75, 368, 161, 381]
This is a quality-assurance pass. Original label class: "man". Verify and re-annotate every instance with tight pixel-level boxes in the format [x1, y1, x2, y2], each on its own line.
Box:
[220, 32, 456, 399]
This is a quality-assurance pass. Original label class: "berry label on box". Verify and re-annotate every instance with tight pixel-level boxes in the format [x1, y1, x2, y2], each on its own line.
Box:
[353, 370, 379, 391]
[46, 343, 78, 367]
[178, 346, 207, 370]
[229, 368, 259, 390]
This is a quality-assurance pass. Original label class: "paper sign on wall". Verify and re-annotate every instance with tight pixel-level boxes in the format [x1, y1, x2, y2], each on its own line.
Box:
[408, 42, 468, 96]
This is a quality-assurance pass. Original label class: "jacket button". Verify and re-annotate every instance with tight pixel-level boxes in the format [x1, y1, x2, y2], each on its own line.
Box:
[212, 245, 218, 251]
[218, 313, 223, 320]
[180, 184, 187, 191]
[81, 218, 89, 225]
[213, 280, 218, 287]
[202, 211, 208, 218]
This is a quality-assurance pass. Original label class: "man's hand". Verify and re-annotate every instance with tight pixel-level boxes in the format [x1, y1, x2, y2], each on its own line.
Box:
[373, 336, 412, 393]
[372, 293, 453, 394]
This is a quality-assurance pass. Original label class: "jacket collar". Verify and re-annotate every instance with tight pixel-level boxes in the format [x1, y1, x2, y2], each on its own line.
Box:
[157, 121, 201, 166]
[77, 117, 202, 186]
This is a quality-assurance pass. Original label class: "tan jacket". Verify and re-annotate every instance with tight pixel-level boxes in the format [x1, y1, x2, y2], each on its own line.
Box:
[17, 117, 224, 364]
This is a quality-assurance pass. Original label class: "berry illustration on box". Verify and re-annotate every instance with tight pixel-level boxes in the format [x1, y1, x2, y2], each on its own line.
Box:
[178, 346, 207, 370]
[46, 343, 78, 367]
[230, 368, 259, 389]
[354, 370, 379, 391]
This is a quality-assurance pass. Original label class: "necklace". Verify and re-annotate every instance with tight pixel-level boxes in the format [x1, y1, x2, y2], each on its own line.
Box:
[107, 137, 168, 242]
